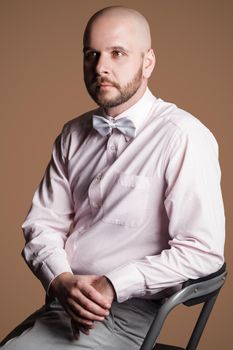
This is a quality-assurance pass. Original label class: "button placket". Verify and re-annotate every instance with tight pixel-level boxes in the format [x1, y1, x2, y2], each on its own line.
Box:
[106, 134, 118, 164]
[88, 173, 103, 212]
[110, 144, 116, 152]
[96, 173, 103, 182]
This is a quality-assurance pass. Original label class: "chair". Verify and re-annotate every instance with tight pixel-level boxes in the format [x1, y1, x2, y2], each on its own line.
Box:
[140, 263, 227, 350]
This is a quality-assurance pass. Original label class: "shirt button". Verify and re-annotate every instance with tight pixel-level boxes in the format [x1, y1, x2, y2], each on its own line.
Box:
[110, 145, 116, 152]
[92, 202, 101, 209]
[96, 173, 103, 182]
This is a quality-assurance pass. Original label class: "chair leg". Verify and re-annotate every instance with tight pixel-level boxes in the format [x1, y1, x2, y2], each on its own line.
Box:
[186, 294, 218, 350]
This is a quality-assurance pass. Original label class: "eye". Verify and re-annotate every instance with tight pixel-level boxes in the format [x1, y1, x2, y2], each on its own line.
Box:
[84, 51, 99, 60]
[112, 50, 125, 57]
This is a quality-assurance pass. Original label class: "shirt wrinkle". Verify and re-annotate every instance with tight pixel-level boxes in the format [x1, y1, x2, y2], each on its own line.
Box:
[22, 88, 225, 302]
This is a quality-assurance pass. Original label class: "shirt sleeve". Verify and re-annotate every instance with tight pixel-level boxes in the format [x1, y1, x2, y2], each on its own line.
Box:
[22, 125, 74, 292]
[106, 121, 225, 302]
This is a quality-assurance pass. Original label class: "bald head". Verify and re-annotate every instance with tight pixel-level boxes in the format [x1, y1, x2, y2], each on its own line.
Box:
[83, 6, 152, 53]
[83, 6, 155, 115]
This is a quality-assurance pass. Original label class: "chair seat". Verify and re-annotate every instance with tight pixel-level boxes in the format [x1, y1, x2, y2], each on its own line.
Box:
[153, 344, 184, 350]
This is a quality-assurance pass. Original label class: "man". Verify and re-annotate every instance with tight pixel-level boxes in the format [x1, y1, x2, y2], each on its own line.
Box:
[1, 5, 225, 350]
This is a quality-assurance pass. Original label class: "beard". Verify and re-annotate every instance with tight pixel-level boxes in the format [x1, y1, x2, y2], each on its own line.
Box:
[84, 65, 143, 108]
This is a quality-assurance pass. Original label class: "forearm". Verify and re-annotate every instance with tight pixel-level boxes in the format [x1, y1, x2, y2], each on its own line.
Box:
[22, 130, 74, 291]
[106, 241, 224, 302]
[22, 223, 73, 291]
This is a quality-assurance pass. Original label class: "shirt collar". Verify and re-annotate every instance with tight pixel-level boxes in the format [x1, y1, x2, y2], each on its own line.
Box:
[98, 87, 156, 140]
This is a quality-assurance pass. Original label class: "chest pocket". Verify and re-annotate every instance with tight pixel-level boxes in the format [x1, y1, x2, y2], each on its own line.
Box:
[101, 172, 151, 228]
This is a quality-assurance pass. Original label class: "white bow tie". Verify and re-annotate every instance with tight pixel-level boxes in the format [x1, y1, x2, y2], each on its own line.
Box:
[92, 115, 136, 138]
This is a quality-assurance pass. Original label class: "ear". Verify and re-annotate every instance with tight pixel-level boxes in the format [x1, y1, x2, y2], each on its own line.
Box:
[143, 49, 156, 79]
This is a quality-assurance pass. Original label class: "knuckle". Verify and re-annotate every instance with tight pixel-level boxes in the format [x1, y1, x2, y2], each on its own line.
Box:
[78, 309, 86, 318]
[79, 319, 89, 325]
[72, 314, 82, 324]
[86, 289, 94, 299]
[82, 299, 90, 309]
[76, 280, 84, 290]
[69, 287, 77, 298]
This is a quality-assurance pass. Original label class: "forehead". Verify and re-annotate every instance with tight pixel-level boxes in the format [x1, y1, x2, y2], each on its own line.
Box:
[85, 16, 138, 51]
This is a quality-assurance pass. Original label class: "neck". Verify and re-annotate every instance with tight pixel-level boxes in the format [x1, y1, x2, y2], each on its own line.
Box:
[104, 82, 147, 118]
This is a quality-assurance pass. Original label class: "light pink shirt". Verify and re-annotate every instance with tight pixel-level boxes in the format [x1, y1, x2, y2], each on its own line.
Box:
[22, 88, 225, 302]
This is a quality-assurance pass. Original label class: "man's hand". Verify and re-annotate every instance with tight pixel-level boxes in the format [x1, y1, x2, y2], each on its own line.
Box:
[49, 273, 115, 339]
[92, 275, 116, 303]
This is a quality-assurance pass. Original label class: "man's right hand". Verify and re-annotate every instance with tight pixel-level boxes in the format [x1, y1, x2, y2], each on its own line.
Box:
[49, 272, 112, 335]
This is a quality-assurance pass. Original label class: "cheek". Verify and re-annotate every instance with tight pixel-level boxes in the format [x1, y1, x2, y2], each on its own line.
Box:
[117, 61, 142, 83]
[114, 63, 137, 79]
[83, 64, 94, 82]
[84, 60, 95, 72]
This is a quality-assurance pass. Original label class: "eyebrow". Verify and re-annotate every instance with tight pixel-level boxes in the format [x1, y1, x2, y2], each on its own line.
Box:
[107, 46, 130, 53]
[83, 46, 130, 53]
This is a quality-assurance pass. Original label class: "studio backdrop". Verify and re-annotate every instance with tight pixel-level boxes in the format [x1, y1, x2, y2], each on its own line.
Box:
[0, 1, 232, 348]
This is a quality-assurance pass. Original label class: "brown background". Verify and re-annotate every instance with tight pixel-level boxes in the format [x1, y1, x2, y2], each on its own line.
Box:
[0, 0, 232, 348]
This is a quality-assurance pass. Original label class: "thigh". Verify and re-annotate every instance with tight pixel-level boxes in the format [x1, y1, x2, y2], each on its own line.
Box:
[1, 298, 160, 350]
[73, 298, 161, 350]
[1, 300, 74, 350]
[107, 298, 161, 350]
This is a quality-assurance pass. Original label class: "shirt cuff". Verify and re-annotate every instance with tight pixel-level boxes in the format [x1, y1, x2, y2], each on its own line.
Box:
[37, 255, 73, 294]
[105, 263, 145, 303]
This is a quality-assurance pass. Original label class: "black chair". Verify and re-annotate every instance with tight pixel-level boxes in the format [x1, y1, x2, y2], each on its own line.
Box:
[140, 263, 227, 350]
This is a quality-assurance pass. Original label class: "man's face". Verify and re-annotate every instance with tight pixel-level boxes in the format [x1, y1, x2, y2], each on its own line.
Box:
[83, 16, 145, 109]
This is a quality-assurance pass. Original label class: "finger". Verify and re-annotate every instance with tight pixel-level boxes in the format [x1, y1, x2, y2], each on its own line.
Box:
[68, 297, 108, 322]
[71, 319, 94, 337]
[77, 282, 111, 309]
[69, 291, 110, 318]
[62, 300, 94, 326]
[79, 325, 90, 335]
[68, 306, 98, 325]
[73, 319, 95, 331]
[71, 320, 80, 340]
[66, 298, 106, 324]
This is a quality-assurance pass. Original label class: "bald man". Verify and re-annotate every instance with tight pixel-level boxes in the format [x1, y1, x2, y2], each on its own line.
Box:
[1, 6, 225, 350]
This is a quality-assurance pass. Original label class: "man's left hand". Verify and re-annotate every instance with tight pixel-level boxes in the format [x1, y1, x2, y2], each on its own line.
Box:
[72, 276, 115, 339]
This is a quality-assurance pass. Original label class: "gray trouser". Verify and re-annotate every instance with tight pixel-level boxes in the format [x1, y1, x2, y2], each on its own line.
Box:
[0, 298, 161, 350]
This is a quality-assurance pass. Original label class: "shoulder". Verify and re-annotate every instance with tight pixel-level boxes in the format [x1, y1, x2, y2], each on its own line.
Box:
[151, 97, 218, 148]
[61, 107, 99, 143]
[55, 107, 99, 158]
[62, 108, 99, 136]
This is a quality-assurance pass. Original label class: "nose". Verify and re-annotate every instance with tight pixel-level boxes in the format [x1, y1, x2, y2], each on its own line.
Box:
[95, 53, 110, 75]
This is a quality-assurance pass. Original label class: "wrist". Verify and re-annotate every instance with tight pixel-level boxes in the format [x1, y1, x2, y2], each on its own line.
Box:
[104, 276, 116, 300]
[49, 272, 73, 297]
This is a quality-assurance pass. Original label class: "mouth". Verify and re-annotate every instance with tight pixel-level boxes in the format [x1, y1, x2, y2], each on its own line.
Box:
[99, 83, 113, 88]
[98, 83, 114, 90]
[94, 78, 115, 86]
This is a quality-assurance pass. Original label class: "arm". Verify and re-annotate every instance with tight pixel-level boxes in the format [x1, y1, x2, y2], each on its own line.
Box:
[22, 126, 114, 336]
[106, 122, 225, 302]
[22, 129, 74, 290]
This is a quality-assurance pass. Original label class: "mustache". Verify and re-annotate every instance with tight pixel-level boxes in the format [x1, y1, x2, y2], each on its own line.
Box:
[93, 76, 119, 88]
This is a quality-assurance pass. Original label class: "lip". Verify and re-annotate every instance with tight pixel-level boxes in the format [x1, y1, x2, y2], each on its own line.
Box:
[99, 83, 113, 87]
